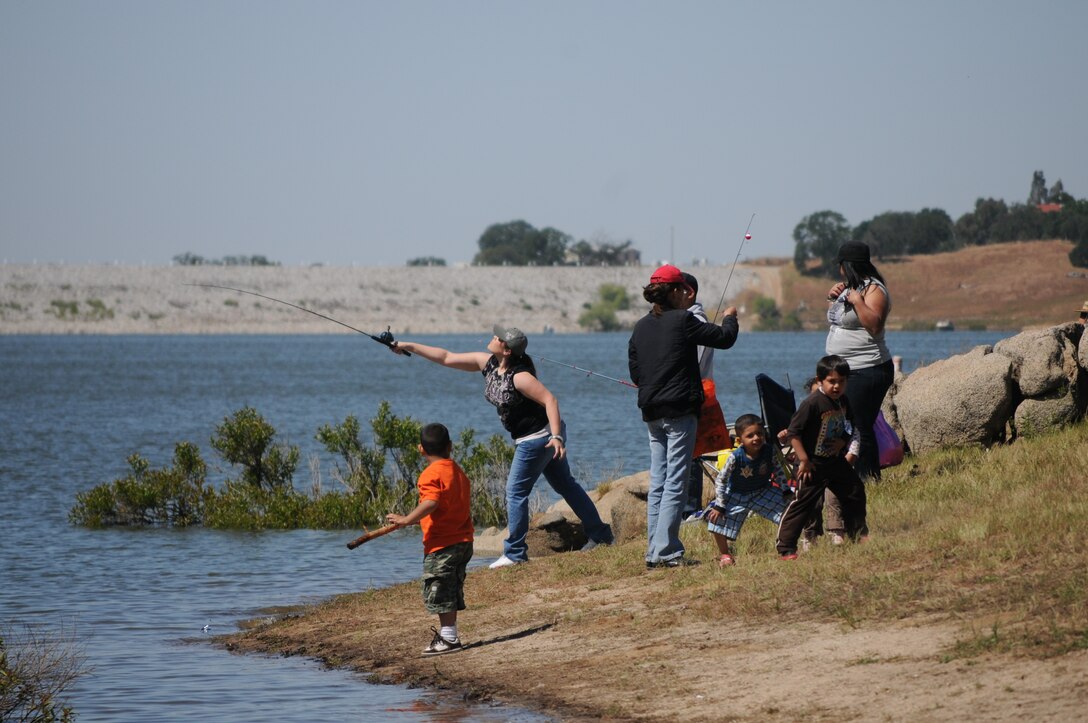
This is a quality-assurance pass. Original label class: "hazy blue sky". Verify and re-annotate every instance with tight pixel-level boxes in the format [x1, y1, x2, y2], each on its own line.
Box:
[2, 1, 1086, 266]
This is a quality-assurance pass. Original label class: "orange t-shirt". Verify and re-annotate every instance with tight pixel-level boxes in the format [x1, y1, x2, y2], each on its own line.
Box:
[418, 458, 474, 554]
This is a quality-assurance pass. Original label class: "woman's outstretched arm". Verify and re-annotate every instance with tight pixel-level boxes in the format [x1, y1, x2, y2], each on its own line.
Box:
[390, 341, 489, 372]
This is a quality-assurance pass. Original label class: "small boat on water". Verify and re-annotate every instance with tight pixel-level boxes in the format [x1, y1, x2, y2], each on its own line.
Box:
[935, 320, 955, 331]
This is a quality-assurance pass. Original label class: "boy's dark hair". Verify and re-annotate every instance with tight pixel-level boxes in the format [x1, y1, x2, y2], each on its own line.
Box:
[680, 272, 699, 297]
[734, 414, 764, 436]
[420, 423, 452, 456]
[816, 355, 851, 380]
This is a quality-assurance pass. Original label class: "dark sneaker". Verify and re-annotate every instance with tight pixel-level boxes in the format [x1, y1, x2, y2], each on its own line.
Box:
[422, 627, 463, 657]
[647, 557, 700, 569]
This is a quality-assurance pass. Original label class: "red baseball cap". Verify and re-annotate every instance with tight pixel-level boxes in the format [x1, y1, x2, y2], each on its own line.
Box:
[649, 264, 685, 285]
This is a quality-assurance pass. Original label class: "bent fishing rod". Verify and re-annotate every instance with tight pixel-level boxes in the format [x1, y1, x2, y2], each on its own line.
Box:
[712, 212, 756, 323]
[186, 284, 410, 355]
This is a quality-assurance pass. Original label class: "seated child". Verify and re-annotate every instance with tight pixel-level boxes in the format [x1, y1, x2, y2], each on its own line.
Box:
[775, 355, 867, 559]
[704, 414, 792, 568]
[386, 422, 474, 656]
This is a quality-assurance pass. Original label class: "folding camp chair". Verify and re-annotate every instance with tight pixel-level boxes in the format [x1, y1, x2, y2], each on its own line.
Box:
[755, 373, 798, 483]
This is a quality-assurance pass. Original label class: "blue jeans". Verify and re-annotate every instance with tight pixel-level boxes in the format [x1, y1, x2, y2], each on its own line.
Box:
[846, 360, 894, 481]
[645, 414, 697, 563]
[503, 423, 613, 562]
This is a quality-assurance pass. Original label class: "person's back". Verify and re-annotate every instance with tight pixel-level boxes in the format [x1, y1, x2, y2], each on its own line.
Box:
[418, 457, 474, 554]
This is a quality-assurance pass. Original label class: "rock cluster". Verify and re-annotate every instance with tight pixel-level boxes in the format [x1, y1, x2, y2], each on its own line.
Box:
[887, 323, 1086, 453]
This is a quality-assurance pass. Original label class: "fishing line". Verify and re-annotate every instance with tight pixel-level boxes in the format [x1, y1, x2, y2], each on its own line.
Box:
[712, 212, 756, 322]
[538, 357, 638, 389]
[186, 283, 410, 354]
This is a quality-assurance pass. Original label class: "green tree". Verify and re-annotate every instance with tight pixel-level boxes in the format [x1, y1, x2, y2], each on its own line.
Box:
[406, 256, 446, 266]
[473, 221, 570, 266]
[793, 210, 850, 275]
[210, 407, 299, 490]
[954, 198, 1009, 246]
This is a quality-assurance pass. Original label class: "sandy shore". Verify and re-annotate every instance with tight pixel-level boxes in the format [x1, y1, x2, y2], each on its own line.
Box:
[0, 263, 776, 335]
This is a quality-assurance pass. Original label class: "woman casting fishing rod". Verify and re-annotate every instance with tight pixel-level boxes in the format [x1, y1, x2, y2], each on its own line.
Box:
[389, 327, 614, 568]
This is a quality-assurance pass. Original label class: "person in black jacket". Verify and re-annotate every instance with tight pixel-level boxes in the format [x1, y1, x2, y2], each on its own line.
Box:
[628, 264, 739, 567]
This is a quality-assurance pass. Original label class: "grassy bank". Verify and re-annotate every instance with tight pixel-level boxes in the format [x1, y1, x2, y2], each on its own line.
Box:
[226, 422, 1088, 720]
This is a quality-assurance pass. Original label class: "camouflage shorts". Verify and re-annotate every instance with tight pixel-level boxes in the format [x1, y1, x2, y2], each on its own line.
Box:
[422, 541, 473, 614]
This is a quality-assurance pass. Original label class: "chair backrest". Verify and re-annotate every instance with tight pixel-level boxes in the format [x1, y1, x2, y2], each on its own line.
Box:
[754, 373, 796, 441]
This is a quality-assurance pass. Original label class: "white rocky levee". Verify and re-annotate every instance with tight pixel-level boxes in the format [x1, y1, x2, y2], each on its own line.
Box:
[0, 263, 761, 335]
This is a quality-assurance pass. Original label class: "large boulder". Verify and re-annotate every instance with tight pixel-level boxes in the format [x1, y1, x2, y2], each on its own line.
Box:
[1014, 393, 1081, 437]
[473, 469, 652, 557]
[994, 324, 1081, 397]
[895, 345, 1015, 453]
[551, 470, 650, 545]
[1079, 324, 1088, 371]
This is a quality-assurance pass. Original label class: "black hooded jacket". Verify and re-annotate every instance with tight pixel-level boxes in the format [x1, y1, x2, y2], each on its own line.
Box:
[628, 308, 739, 422]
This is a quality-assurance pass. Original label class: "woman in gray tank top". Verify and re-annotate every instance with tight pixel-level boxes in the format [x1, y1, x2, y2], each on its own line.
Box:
[824, 241, 894, 482]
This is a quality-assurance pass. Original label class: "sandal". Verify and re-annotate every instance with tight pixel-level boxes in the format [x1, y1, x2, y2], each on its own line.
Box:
[718, 554, 735, 568]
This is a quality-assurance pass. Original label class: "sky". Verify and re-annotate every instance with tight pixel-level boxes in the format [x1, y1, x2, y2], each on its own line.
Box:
[2, 1, 1086, 267]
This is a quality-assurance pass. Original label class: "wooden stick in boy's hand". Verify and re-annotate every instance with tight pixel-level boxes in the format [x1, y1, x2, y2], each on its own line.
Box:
[346, 523, 398, 550]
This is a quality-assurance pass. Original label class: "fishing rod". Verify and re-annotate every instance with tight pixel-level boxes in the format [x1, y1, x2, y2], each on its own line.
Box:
[538, 357, 638, 389]
[712, 213, 756, 323]
[186, 284, 411, 355]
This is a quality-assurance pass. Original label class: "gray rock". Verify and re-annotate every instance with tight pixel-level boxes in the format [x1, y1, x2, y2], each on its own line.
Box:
[1014, 393, 1081, 437]
[895, 346, 1014, 453]
[993, 325, 1079, 397]
[1080, 324, 1088, 370]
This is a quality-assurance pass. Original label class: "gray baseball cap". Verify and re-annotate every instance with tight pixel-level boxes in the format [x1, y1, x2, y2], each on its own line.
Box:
[493, 324, 528, 355]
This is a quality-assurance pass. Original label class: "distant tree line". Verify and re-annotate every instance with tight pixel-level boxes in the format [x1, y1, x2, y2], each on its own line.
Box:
[173, 253, 280, 266]
[406, 256, 447, 267]
[793, 171, 1088, 275]
[471, 220, 641, 266]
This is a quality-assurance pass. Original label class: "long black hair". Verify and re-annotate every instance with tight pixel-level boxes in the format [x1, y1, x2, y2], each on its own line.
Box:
[841, 259, 885, 290]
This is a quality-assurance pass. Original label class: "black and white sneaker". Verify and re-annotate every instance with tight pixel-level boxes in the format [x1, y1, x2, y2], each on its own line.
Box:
[422, 627, 463, 656]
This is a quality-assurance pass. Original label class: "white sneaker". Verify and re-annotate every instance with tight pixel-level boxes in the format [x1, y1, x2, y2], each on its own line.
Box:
[830, 533, 845, 546]
[488, 554, 523, 569]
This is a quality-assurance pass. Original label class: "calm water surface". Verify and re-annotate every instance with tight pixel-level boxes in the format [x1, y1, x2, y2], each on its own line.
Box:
[0, 330, 1006, 720]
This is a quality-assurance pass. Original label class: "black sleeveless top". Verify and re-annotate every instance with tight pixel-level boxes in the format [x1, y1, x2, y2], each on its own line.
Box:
[482, 356, 548, 439]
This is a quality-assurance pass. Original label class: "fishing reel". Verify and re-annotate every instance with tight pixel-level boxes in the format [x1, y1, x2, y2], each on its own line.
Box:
[376, 326, 396, 346]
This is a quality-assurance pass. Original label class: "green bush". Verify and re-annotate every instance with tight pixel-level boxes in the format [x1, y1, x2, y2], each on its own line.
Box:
[578, 283, 631, 331]
[211, 407, 299, 489]
[69, 443, 209, 527]
[751, 295, 803, 331]
[71, 404, 512, 530]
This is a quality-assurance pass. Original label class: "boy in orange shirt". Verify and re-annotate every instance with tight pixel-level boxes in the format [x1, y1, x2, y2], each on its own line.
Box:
[386, 423, 474, 656]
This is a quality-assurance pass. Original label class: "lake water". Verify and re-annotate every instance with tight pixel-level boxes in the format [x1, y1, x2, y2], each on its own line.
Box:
[0, 330, 1007, 720]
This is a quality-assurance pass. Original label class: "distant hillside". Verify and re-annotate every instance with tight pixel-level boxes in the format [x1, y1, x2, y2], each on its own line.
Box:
[776, 239, 1086, 330]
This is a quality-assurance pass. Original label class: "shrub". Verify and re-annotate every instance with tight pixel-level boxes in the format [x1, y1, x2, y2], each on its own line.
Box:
[69, 443, 209, 527]
[1, 624, 87, 722]
[210, 407, 299, 489]
[72, 404, 512, 530]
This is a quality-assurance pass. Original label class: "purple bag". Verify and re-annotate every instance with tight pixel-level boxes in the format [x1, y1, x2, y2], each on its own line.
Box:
[875, 411, 904, 469]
